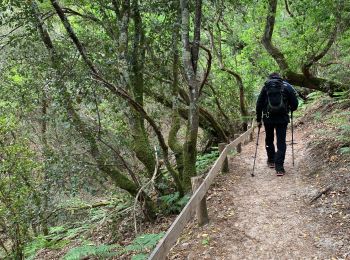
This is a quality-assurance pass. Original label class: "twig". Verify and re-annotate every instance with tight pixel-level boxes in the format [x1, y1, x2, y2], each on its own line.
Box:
[309, 185, 332, 203]
[133, 146, 159, 234]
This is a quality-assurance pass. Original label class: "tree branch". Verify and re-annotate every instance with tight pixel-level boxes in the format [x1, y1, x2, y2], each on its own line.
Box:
[191, 0, 202, 74]
[198, 44, 212, 97]
[302, 19, 339, 77]
[284, 0, 294, 17]
[262, 0, 290, 71]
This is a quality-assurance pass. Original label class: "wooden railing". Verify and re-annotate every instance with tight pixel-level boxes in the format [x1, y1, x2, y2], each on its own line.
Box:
[148, 124, 255, 260]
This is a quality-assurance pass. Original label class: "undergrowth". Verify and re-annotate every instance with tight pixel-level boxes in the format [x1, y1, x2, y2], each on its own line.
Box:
[304, 91, 350, 156]
[63, 232, 164, 260]
[196, 149, 220, 174]
[26, 230, 165, 260]
[158, 192, 190, 214]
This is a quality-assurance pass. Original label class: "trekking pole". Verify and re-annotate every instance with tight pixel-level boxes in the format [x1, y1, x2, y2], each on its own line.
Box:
[251, 126, 261, 177]
[291, 111, 295, 166]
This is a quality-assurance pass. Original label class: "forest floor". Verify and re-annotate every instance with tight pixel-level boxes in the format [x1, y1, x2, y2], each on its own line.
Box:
[169, 119, 350, 259]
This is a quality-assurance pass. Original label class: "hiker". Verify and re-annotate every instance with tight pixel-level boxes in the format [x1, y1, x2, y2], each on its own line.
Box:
[256, 73, 298, 176]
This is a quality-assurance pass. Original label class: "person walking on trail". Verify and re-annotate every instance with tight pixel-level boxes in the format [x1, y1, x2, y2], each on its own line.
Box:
[256, 72, 298, 176]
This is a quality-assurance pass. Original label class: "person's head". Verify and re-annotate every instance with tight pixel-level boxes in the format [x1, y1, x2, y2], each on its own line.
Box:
[268, 72, 281, 79]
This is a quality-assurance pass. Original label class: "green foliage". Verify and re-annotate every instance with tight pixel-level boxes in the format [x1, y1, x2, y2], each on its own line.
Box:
[1, 0, 350, 258]
[333, 90, 350, 103]
[64, 244, 119, 260]
[159, 192, 190, 214]
[132, 254, 149, 260]
[62, 232, 164, 260]
[24, 224, 87, 259]
[25, 234, 70, 259]
[307, 91, 325, 102]
[0, 114, 42, 258]
[339, 147, 350, 155]
[338, 123, 350, 145]
[201, 237, 210, 245]
[196, 150, 220, 174]
[126, 233, 164, 252]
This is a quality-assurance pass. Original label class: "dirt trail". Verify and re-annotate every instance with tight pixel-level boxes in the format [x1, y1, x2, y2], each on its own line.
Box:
[170, 127, 348, 259]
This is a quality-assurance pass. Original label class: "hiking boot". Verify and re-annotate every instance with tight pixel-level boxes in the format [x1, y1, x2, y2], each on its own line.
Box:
[276, 168, 285, 176]
[276, 170, 284, 176]
[267, 161, 275, 168]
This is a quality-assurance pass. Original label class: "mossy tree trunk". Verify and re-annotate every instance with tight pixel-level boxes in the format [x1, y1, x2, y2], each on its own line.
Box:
[168, 10, 185, 180]
[180, 0, 203, 189]
[115, 0, 156, 178]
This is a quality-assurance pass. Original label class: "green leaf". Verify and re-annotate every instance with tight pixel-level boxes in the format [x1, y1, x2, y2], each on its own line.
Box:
[132, 253, 148, 260]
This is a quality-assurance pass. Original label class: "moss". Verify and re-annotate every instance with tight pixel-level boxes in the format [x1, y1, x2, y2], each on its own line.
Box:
[182, 122, 199, 190]
[168, 109, 184, 178]
[131, 120, 156, 177]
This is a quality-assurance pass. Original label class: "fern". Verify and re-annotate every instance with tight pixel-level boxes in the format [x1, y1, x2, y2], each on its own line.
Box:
[340, 124, 350, 133]
[132, 253, 148, 260]
[63, 244, 120, 260]
[196, 150, 219, 173]
[126, 233, 164, 252]
[49, 225, 66, 234]
[333, 90, 350, 103]
[24, 236, 49, 258]
[307, 91, 324, 101]
[339, 147, 350, 155]
[159, 192, 190, 213]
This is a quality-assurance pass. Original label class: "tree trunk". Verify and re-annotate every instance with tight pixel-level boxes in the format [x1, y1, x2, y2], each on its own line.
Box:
[180, 0, 202, 189]
[168, 11, 184, 179]
[116, 0, 156, 178]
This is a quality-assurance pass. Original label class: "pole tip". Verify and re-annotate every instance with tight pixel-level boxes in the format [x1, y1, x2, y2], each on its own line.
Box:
[251, 174, 255, 177]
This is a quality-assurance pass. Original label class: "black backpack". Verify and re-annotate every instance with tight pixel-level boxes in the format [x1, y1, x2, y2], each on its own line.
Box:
[265, 79, 288, 115]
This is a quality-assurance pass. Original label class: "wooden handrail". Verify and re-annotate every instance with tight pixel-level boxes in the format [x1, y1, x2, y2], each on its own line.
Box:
[148, 124, 255, 260]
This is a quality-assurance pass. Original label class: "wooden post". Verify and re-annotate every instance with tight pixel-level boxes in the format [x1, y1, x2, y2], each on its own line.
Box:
[191, 176, 209, 226]
[218, 143, 229, 173]
[249, 122, 254, 141]
[243, 135, 249, 145]
[234, 134, 242, 153]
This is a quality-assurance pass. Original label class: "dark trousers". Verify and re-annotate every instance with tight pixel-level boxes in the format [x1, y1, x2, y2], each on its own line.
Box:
[264, 123, 288, 170]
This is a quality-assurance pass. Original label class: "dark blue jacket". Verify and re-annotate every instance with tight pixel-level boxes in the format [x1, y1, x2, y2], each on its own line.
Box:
[256, 77, 298, 125]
